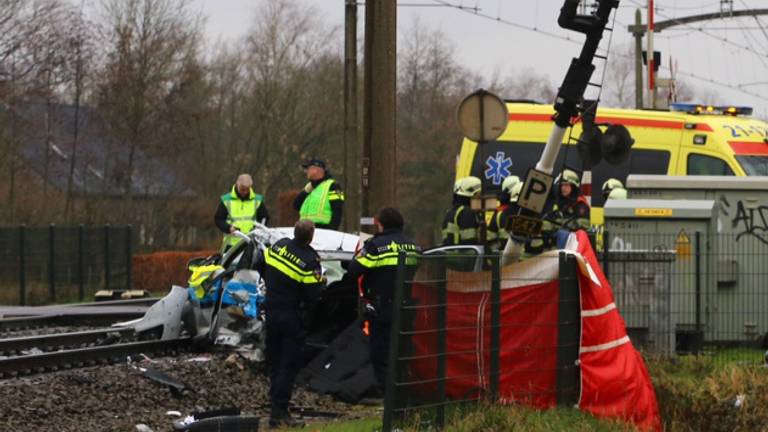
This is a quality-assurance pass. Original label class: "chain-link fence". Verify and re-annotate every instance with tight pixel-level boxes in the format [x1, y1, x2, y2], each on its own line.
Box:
[382, 251, 580, 430]
[0, 225, 134, 305]
[602, 229, 768, 364]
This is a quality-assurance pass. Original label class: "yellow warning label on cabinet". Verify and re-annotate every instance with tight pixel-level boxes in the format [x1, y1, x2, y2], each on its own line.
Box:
[634, 208, 673, 217]
[676, 230, 691, 258]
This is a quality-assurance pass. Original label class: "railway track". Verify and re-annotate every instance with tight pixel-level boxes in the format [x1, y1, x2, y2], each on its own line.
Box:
[0, 327, 135, 355]
[0, 298, 159, 333]
[0, 337, 192, 378]
[0, 297, 194, 379]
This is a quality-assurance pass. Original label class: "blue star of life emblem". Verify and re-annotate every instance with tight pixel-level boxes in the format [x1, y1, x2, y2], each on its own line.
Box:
[484, 152, 512, 185]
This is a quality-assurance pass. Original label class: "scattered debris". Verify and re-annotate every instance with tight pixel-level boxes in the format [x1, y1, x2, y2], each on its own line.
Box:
[139, 367, 188, 397]
[185, 356, 212, 363]
[224, 353, 245, 370]
[134, 424, 155, 432]
[734, 394, 746, 408]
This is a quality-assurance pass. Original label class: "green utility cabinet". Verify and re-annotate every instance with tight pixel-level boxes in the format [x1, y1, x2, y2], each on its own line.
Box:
[627, 175, 768, 344]
[603, 199, 717, 354]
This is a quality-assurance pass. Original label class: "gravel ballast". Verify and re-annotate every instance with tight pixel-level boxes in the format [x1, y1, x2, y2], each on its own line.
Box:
[0, 352, 376, 431]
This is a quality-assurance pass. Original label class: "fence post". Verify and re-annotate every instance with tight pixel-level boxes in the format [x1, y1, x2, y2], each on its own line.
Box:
[435, 257, 447, 428]
[556, 252, 581, 406]
[104, 224, 111, 292]
[18, 225, 26, 306]
[603, 230, 610, 279]
[694, 230, 702, 355]
[490, 254, 501, 402]
[383, 251, 406, 432]
[125, 225, 132, 291]
[48, 224, 56, 303]
[78, 224, 85, 301]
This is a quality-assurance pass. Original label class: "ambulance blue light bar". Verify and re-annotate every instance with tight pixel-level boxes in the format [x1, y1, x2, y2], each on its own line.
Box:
[670, 103, 753, 116]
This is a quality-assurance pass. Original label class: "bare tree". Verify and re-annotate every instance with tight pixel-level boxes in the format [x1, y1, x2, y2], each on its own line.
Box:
[95, 0, 202, 202]
[238, 0, 341, 201]
[397, 22, 475, 243]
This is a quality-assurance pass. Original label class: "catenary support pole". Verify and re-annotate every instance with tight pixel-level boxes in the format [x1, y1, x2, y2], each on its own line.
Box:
[362, 0, 397, 226]
[343, 0, 359, 232]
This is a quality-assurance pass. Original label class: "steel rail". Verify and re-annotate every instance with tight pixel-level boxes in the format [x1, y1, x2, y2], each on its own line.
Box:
[0, 312, 145, 333]
[0, 327, 134, 354]
[0, 337, 192, 378]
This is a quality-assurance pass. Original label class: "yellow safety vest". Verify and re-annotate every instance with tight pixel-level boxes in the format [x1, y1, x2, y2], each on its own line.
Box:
[221, 186, 263, 250]
[300, 179, 342, 225]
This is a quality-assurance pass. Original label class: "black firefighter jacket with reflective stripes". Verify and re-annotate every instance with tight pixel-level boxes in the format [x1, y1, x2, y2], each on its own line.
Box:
[256, 237, 324, 310]
[346, 229, 420, 321]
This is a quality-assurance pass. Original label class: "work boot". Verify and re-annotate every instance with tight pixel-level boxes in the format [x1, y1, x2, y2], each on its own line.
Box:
[268, 407, 304, 429]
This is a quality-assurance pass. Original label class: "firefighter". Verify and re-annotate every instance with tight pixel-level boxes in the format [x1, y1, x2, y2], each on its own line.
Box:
[346, 207, 420, 395]
[293, 158, 345, 230]
[441, 176, 483, 246]
[214, 174, 269, 252]
[255, 220, 325, 428]
[602, 178, 628, 200]
[550, 168, 591, 248]
[487, 176, 521, 252]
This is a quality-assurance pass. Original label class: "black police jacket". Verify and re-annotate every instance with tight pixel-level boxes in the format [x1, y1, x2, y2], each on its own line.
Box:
[346, 228, 420, 321]
[255, 237, 324, 311]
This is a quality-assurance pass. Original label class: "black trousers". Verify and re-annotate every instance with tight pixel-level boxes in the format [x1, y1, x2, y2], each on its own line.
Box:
[369, 318, 391, 388]
[266, 309, 305, 411]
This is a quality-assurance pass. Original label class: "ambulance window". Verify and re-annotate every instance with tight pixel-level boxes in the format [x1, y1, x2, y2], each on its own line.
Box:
[687, 153, 735, 176]
[629, 149, 670, 175]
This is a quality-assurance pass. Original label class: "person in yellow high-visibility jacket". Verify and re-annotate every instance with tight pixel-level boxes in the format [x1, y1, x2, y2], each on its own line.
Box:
[293, 158, 344, 230]
[214, 174, 269, 252]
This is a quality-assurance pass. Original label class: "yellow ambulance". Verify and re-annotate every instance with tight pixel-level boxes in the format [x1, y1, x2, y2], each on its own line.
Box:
[456, 102, 768, 224]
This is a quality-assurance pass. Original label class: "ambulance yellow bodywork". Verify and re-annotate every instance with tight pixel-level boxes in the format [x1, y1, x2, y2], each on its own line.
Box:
[456, 102, 768, 225]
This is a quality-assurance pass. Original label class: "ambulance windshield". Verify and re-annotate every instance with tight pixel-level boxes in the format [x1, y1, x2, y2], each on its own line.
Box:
[737, 156, 768, 176]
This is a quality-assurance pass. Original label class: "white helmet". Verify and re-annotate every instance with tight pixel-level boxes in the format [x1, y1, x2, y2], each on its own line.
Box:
[510, 182, 523, 202]
[500, 175, 521, 196]
[454, 176, 482, 197]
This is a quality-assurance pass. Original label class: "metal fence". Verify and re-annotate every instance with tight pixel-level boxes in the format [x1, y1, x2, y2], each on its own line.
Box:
[602, 229, 768, 364]
[0, 225, 134, 305]
[382, 252, 580, 430]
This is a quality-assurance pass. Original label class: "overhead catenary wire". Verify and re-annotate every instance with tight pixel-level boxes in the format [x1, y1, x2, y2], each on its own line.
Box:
[626, 0, 768, 58]
[430, 0, 768, 102]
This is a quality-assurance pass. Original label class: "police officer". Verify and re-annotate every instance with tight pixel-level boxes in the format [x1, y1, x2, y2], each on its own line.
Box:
[602, 178, 628, 200]
[550, 169, 591, 248]
[346, 207, 420, 395]
[256, 220, 325, 428]
[487, 176, 521, 252]
[293, 158, 345, 230]
[441, 176, 483, 246]
[214, 174, 269, 252]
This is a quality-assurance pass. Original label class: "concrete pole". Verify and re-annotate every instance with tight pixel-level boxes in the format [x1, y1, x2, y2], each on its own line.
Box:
[634, 9, 644, 109]
[343, 0, 359, 232]
[362, 0, 397, 224]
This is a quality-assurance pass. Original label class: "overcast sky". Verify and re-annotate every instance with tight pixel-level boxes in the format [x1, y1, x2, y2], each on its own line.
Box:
[193, 0, 768, 117]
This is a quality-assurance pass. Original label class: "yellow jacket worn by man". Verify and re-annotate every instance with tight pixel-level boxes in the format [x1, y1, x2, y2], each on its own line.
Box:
[214, 174, 269, 251]
[293, 158, 345, 230]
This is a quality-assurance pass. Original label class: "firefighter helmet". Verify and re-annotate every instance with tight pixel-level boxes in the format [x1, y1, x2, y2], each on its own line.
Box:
[510, 182, 523, 202]
[602, 178, 624, 194]
[558, 169, 581, 188]
[500, 175, 521, 196]
[454, 176, 482, 197]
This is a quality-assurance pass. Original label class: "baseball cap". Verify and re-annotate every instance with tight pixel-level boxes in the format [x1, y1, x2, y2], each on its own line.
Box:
[301, 158, 326, 169]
